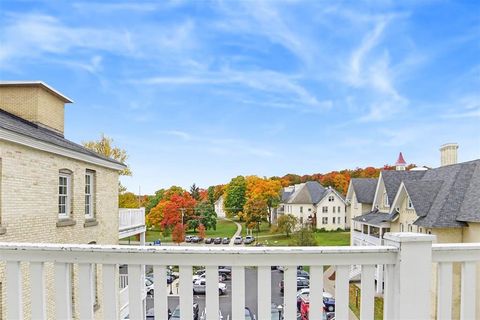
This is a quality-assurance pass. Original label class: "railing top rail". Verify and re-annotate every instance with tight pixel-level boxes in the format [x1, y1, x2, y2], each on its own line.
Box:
[0, 242, 398, 266]
[432, 242, 480, 262]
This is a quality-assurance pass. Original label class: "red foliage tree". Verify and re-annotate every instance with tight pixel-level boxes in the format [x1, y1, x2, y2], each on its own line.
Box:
[172, 223, 186, 244]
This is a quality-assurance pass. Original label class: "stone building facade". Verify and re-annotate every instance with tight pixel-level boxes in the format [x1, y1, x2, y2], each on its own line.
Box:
[0, 81, 125, 319]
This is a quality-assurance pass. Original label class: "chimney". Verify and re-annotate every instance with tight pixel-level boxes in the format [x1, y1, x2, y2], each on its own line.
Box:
[440, 143, 458, 166]
[0, 81, 73, 135]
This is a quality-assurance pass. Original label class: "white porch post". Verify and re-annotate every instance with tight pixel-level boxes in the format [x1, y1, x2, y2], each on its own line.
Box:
[383, 232, 436, 320]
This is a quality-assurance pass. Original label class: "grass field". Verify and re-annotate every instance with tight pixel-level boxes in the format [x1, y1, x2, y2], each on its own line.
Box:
[252, 231, 351, 246]
[349, 283, 384, 319]
[126, 218, 238, 243]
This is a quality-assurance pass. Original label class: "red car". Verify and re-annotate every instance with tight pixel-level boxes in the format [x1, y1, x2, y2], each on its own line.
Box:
[300, 295, 335, 320]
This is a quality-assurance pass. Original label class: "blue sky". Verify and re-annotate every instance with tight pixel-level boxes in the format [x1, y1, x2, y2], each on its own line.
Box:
[1, 1, 479, 194]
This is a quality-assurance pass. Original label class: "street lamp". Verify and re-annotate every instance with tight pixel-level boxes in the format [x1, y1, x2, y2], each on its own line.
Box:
[169, 266, 173, 295]
[277, 304, 283, 320]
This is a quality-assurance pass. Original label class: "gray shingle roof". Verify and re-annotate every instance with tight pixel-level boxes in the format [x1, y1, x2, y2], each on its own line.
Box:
[403, 180, 443, 218]
[382, 170, 426, 204]
[412, 160, 480, 228]
[351, 178, 377, 204]
[284, 181, 326, 204]
[352, 210, 394, 226]
[0, 109, 125, 167]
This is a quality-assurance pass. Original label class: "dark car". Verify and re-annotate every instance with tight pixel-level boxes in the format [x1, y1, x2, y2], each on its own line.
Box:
[279, 277, 309, 294]
[297, 270, 310, 279]
[205, 237, 213, 244]
[169, 303, 199, 320]
[214, 237, 222, 244]
[222, 237, 230, 244]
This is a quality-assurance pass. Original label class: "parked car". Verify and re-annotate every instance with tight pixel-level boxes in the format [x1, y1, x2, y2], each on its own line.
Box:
[214, 237, 222, 244]
[279, 277, 309, 294]
[245, 307, 256, 320]
[185, 235, 193, 243]
[145, 277, 154, 295]
[296, 288, 335, 312]
[297, 270, 310, 279]
[169, 303, 200, 320]
[191, 236, 200, 243]
[271, 304, 282, 320]
[244, 235, 255, 244]
[193, 267, 231, 282]
[193, 279, 227, 295]
[222, 237, 230, 244]
[278, 266, 303, 273]
[205, 237, 213, 244]
[199, 309, 224, 320]
[234, 236, 243, 245]
[192, 272, 223, 283]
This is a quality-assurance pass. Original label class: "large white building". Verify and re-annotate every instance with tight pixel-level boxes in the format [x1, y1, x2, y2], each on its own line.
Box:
[347, 146, 480, 318]
[278, 181, 348, 231]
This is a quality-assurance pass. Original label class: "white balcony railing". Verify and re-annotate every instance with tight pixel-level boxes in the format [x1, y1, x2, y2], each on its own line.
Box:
[352, 230, 382, 246]
[119, 208, 146, 239]
[1, 233, 479, 320]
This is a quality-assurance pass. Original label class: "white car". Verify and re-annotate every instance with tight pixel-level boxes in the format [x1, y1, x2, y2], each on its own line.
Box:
[199, 309, 223, 320]
[297, 288, 334, 299]
[192, 272, 223, 283]
[193, 279, 227, 295]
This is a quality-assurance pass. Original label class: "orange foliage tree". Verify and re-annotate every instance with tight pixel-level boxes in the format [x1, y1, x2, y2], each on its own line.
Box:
[146, 186, 196, 235]
[246, 176, 282, 226]
[172, 223, 186, 244]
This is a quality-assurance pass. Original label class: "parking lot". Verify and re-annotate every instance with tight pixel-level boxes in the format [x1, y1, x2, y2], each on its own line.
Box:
[146, 267, 286, 319]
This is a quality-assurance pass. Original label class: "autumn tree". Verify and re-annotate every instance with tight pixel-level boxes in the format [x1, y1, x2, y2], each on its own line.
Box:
[246, 176, 282, 226]
[242, 197, 268, 232]
[198, 224, 206, 239]
[223, 176, 246, 218]
[146, 187, 196, 234]
[119, 192, 140, 208]
[145, 189, 165, 215]
[172, 223, 186, 244]
[83, 134, 132, 192]
[276, 214, 298, 237]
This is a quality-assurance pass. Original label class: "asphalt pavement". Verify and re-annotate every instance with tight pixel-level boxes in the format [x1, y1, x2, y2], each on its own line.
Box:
[146, 267, 285, 319]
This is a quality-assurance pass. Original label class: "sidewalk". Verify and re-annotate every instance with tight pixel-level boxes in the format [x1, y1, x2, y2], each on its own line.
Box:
[225, 218, 242, 246]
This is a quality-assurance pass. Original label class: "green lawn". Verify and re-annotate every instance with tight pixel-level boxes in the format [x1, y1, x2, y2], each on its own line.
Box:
[250, 231, 351, 247]
[240, 220, 272, 237]
[125, 218, 238, 243]
[349, 283, 384, 319]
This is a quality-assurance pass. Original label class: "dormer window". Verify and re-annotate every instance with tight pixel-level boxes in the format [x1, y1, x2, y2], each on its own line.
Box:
[407, 197, 414, 210]
[383, 192, 389, 207]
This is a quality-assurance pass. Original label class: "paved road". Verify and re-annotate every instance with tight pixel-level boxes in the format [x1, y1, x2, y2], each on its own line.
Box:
[146, 267, 285, 319]
[225, 218, 242, 246]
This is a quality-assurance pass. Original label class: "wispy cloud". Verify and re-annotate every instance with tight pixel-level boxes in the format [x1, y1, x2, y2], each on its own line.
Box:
[442, 95, 480, 119]
[161, 130, 275, 158]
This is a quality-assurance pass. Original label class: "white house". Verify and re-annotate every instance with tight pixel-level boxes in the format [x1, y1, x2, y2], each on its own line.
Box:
[214, 195, 226, 218]
[280, 181, 348, 231]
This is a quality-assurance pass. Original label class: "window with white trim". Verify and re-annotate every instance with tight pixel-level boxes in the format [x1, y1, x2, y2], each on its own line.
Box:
[383, 191, 389, 207]
[333, 206, 336, 213]
[85, 171, 95, 218]
[58, 171, 72, 218]
[322, 217, 328, 224]
[333, 217, 336, 224]
[407, 197, 414, 210]
[328, 195, 334, 202]
[338, 206, 341, 213]
[300, 206, 303, 213]
[322, 206, 328, 213]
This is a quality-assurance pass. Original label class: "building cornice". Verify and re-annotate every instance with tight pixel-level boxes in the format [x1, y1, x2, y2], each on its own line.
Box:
[0, 127, 126, 171]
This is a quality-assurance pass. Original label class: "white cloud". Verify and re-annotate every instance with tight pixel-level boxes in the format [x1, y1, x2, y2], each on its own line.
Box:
[442, 95, 480, 119]
[163, 130, 193, 141]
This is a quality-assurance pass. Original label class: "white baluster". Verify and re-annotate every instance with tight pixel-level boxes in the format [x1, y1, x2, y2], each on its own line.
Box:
[6, 261, 23, 320]
[78, 263, 94, 320]
[257, 266, 271, 320]
[283, 266, 297, 320]
[360, 265, 375, 320]
[180, 266, 193, 320]
[309, 265, 324, 320]
[437, 262, 453, 320]
[30, 261, 46, 320]
[460, 261, 476, 320]
[55, 263, 72, 319]
[335, 265, 349, 320]
[232, 266, 246, 320]
[102, 264, 119, 319]
[154, 266, 168, 320]
[128, 264, 143, 320]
